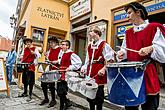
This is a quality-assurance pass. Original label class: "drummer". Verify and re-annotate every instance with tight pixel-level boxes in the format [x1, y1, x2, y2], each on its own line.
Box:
[57, 40, 82, 110]
[81, 26, 114, 110]
[117, 2, 165, 110]
[39, 36, 61, 108]
[18, 37, 41, 101]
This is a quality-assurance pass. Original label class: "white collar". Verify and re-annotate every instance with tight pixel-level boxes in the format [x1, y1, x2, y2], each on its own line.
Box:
[133, 20, 149, 32]
[91, 39, 103, 49]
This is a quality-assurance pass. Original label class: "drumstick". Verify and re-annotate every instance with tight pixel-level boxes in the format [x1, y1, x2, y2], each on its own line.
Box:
[112, 49, 117, 55]
[88, 74, 98, 81]
[116, 46, 139, 53]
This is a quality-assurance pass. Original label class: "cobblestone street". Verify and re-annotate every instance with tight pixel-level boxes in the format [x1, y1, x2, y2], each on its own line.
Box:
[0, 80, 165, 110]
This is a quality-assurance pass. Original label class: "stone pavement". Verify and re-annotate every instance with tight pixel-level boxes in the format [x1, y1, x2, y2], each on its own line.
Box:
[0, 84, 85, 110]
[0, 80, 165, 110]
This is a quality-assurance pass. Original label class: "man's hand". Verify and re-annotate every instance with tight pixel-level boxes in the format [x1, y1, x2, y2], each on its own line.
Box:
[66, 68, 71, 71]
[52, 60, 59, 64]
[117, 51, 124, 60]
[139, 46, 153, 56]
[31, 50, 35, 55]
[98, 66, 106, 76]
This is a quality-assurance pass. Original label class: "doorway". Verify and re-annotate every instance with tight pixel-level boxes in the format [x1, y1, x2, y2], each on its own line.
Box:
[73, 30, 87, 63]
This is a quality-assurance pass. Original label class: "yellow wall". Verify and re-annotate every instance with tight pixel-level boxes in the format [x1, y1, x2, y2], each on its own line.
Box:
[91, 0, 135, 46]
[17, 0, 70, 81]
[19, 0, 70, 39]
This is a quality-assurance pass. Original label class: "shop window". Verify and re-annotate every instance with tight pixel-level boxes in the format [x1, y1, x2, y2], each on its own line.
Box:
[31, 27, 46, 54]
[32, 28, 45, 44]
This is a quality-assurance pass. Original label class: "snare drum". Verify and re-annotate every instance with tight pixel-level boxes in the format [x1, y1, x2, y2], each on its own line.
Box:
[107, 62, 145, 106]
[16, 63, 30, 73]
[68, 77, 83, 92]
[79, 80, 98, 99]
[39, 70, 61, 82]
[65, 71, 79, 81]
[38, 62, 50, 73]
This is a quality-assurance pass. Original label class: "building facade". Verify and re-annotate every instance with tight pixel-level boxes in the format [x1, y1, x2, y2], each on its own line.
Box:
[15, 0, 165, 81]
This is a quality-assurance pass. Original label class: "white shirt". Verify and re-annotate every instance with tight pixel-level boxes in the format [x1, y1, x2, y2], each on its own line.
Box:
[119, 20, 165, 63]
[81, 39, 114, 72]
[58, 49, 82, 71]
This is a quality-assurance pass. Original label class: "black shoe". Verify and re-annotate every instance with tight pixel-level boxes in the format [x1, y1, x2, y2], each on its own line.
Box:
[18, 93, 28, 97]
[64, 99, 72, 110]
[26, 96, 32, 102]
[39, 99, 49, 105]
[60, 105, 64, 110]
[47, 100, 56, 108]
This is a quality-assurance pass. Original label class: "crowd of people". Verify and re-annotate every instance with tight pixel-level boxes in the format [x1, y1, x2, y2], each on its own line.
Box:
[5, 2, 165, 110]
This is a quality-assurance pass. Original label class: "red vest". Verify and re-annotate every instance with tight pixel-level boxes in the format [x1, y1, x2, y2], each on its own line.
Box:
[22, 47, 36, 71]
[126, 23, 165, 95]
[60, 51, 73, 80]
[48, 47, 61, 70]
[87, 41, 106, 85]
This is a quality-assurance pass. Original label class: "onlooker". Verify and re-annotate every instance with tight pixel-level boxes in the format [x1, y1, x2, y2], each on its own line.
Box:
[6, 43, 17, 85]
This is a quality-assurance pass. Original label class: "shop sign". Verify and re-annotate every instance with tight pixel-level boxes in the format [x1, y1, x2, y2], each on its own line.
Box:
[146, 1, 165, 12]
[114, 1, 165, 21]
[70, 0, 91, 20]
[37, 7, 64, 21]
[0, 58, 10, 97]
[117, 24, 132, 37]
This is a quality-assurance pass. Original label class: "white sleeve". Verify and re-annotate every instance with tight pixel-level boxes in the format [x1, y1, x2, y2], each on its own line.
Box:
[68, 53, 82, 70]
[102, 43, 114, 61]
[34, 48, 41, 59]
[151, 27, 165, 63]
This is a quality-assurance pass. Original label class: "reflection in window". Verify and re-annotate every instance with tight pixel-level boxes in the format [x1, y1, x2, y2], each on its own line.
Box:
[32, 29, 44, 43]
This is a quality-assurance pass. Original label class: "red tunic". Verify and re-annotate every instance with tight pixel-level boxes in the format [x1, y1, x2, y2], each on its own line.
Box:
[22, 47, 36, 72]
[48, 47, 61, 70]
[87, 41, 106, 85]
[60, 52, 73, 80]
[126, 23, 165, 95]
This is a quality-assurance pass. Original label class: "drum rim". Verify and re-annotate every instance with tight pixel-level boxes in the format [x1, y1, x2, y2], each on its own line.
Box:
[69, 77, 80, 82]
[81, 80, 98, 89]
[66, 71, 79, 77]
[107, 61, 144, 67]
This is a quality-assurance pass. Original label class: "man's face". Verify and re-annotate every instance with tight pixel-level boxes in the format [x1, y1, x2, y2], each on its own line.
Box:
[127, 8, 139, 24]
[89, 31, 97, 39]
[60, 42, 68, 51]
[11, 44, 15, 50]
[49, 41, 57, 48]
[25, 41, 32, 47]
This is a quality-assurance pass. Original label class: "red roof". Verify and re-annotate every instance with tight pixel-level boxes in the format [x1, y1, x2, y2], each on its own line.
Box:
[0, 37, 12, 51]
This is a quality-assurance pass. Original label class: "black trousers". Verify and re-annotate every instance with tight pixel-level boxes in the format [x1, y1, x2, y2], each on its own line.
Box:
[125, 94, 160, 110]
[87, 85, 104, 110]
[57, 80, 68, 108]
[41, 82, 55, 101]
[22, 70, 35, 96]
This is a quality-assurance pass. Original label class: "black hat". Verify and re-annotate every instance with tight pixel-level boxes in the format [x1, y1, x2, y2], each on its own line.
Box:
[23, 37, 33, 44]
[124, 2, 148, 20]
[48, 36, 59, 44]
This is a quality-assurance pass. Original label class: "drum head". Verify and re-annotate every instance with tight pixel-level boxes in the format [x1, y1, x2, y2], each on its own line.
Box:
[81, 80, 98, 89]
